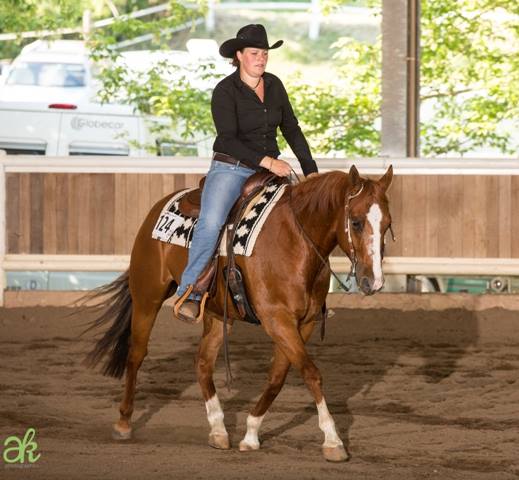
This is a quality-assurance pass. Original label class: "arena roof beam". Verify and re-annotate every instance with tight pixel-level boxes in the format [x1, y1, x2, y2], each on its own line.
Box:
[381, 0, 420, 157]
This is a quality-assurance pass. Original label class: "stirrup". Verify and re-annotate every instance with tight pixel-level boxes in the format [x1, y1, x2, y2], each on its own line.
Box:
[173, 285, 209, 324]
[173, 285, 193, 318]
[197, 292, 209, 323]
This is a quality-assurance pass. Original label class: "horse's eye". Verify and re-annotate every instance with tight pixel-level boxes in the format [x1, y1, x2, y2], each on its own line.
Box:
[351, 219, 363, 231]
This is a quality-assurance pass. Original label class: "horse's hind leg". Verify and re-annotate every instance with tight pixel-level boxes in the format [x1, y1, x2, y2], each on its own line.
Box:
[196, 313, 231, 449]
[239, 320, 314, 451]
[113, 299, 163, 440]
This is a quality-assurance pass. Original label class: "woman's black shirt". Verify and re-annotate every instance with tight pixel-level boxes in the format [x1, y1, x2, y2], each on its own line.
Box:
[211, 69, 318, 176]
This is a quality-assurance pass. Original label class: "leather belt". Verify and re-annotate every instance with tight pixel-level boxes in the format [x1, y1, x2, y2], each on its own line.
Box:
[213, 152, 242, 167]
[212, 152, 261, 172]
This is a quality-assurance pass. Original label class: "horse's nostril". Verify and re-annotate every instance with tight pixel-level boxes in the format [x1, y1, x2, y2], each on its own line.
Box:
[360, 277, 372, 292]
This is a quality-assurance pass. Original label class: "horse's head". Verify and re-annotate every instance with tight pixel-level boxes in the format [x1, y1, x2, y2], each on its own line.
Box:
[337, 165, 393, 295]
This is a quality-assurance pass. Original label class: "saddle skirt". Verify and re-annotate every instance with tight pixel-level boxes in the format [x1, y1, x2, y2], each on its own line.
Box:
[151, 182, 287, 256]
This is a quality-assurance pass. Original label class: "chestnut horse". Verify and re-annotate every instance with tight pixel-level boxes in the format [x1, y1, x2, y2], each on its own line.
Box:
[85, 165, 393, 462]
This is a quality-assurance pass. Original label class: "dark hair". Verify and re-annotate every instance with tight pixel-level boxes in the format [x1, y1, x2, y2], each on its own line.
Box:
[231, 49, 243, 68]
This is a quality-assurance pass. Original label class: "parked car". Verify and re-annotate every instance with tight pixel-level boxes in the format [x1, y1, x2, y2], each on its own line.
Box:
[0, 40, 94, 105]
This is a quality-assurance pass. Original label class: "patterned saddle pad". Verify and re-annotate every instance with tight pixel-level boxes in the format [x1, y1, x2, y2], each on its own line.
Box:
[151, 183, 287, 256]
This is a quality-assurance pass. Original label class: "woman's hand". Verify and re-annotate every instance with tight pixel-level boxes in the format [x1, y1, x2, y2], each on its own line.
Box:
[260, 156, 291, 177]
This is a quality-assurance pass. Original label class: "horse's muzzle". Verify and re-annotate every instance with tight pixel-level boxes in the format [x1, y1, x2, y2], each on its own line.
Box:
[359, 276, 383, 295]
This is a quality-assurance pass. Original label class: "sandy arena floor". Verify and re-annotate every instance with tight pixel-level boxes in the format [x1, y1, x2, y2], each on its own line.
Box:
[1, 303, 518, 479]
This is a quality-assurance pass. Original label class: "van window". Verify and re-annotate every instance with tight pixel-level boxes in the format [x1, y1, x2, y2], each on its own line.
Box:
[69, 142, 129, 156]
[7, 62, 86, 87]
[0, 140, 46, 155]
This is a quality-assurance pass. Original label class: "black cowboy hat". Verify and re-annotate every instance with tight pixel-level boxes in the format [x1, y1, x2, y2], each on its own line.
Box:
[219, 24, 283, 58]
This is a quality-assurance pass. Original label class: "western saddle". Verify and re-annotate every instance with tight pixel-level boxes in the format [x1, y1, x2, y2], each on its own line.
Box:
[173, 171, 287, 324]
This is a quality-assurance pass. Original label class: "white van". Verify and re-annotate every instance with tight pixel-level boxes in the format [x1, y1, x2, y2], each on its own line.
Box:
[1, 100, 148, 156]
[0, 39, 229, 157]
[0, 100, 213, 156]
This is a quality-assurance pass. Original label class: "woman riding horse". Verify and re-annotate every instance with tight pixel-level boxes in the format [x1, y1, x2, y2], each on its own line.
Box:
[85, 163, 393, 462]
[173, 24, 318, 323]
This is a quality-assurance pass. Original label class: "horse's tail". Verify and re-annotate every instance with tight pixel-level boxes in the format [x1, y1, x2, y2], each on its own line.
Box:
[81, 270, 132, 379]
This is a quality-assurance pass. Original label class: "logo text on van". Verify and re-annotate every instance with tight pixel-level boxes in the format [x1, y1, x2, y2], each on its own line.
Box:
[71, 117, 124, 130]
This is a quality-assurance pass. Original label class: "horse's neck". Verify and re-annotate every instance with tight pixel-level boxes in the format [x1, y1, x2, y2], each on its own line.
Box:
[290, 176, 347, 258]
[296, 212, 338, 259]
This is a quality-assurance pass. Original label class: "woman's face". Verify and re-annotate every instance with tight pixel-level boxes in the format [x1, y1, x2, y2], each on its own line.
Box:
[237, 48, 268, 77]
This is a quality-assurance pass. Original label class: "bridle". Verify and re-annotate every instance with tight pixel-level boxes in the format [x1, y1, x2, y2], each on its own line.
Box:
[343, 182, 396, 279]
[343, 182, 365, 283]
[288, 172, 395, 292]
[288, 173, 363, 292]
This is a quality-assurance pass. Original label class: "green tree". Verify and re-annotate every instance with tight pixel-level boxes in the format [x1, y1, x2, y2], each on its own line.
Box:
[286, 37, 380, 156]
[2, 1, 517, 156]
[0, 1, 214, 147]
[87, 1, 215, 148]
[420, 0, 519, 155]
[305, 0, 519, 156]
[0, 0, 88, 58]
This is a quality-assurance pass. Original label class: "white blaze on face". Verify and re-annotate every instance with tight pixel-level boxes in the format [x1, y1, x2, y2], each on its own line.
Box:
[367, 203, 384, 291]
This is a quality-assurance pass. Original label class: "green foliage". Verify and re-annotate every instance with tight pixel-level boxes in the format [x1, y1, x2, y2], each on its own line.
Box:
[286, 37, 380, 156]
[0, 0, 88, 58]
[0, 0, 85, 34]
[1, 0, 517, 157]
[419, 0, 519, 155]
[312, 0, 519, 156]
[88, 1, 220, 143]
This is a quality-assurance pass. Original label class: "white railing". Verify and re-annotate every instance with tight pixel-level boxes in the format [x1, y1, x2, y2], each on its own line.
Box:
[205, 1, 376, 39]
[0, 2, 200, 41]
[4, 155, 519, 175]
[2, 155, 519, 305]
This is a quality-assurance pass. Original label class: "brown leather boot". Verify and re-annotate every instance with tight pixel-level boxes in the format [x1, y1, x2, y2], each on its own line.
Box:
[172, 295, 201, 324]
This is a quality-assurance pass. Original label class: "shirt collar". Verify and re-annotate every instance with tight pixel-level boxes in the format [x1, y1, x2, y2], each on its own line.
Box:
[232, 68, 272, 90]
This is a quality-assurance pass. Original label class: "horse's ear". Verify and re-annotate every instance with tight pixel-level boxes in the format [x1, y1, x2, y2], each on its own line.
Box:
[378, 165, 393, 193]
[348, 164, 361, 187]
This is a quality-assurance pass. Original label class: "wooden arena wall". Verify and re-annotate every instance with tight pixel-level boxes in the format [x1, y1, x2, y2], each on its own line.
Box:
[6, 172, 519, 258]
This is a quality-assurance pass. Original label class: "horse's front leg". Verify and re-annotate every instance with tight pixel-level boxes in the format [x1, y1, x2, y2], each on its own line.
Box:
[265, 317, 348, 462]
[196, 313, 231, 449]
[239, 320, 315, 451]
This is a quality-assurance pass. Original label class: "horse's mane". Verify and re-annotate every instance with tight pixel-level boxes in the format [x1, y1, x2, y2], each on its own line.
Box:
[290, 171, 349, 218]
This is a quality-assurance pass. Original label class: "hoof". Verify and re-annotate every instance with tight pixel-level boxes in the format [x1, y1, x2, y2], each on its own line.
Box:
[112, 423, 132, 441]
[208, 433, 230, 450]
[239, 440, 260, 452]
[322, 444, 348, 462]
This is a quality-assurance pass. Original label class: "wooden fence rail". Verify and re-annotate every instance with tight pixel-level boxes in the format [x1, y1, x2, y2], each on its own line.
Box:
[2, 155, 519, 305]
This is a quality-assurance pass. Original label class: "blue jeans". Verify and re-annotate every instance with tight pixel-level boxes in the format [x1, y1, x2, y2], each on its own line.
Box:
[177, 159, 256, 298]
